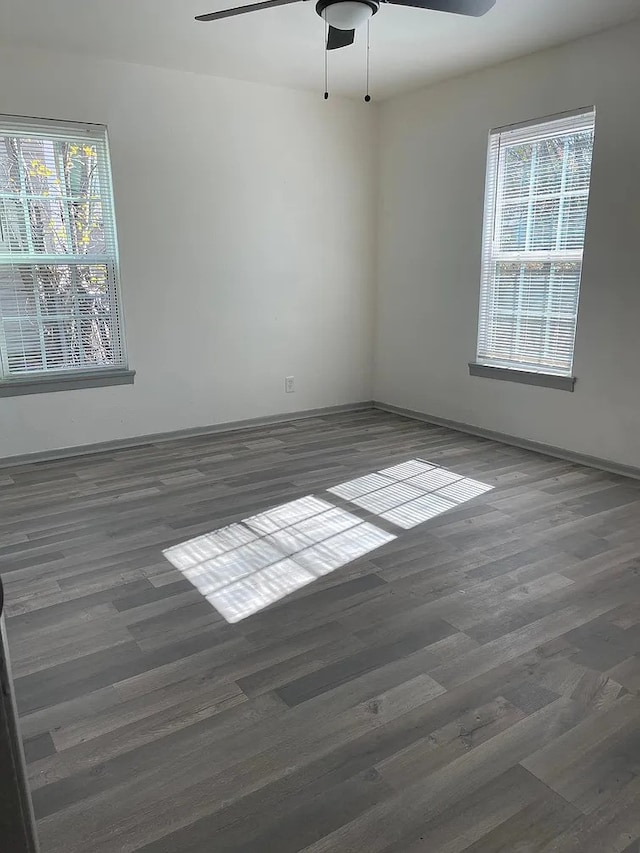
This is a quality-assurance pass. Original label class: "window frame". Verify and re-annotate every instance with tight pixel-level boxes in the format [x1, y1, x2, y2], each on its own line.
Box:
[0, 115, 133, 396]
[470, 107, 596, 391]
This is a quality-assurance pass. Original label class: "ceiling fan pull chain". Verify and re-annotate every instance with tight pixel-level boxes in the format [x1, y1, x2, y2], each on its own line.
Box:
[364, 17, 371, 102]
[324, 19, 330, 99]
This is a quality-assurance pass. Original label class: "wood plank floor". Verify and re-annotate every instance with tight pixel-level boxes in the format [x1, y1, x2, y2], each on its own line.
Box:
[2, 409, 640, 852]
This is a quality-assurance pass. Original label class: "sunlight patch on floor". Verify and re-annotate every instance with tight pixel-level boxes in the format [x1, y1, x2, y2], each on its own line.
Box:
[163, 459, 492, 623]
[163, 496, 395, 623]
[328, 459, 493, 529]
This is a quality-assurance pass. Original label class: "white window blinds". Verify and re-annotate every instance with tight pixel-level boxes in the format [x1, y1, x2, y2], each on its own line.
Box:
[0, 117, 127, 380]
[476, 108, 596, 377]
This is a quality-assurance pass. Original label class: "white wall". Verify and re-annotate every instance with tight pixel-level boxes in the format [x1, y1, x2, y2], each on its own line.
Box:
[5, 22, 640, 467]
[375, 21, 640, 469]
[0, 47, 375, 460]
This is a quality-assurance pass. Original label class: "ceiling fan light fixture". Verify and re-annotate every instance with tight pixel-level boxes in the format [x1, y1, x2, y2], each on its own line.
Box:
[317, 0, 378, 31]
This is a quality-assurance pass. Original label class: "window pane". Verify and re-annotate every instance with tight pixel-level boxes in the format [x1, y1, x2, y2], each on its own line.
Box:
[498, 201, 528, 252]
[529, 198, 560, 252]
[2, 318, 43, 373]
[533, 137, 565, 196]
[478, 110, 595, 376]
[502, 144, 533, 201]
[0, 119, 126, 381]
[565, 133, 594, 193]
[559, 195, 589, 251]
[478, 261, 582, 374]
[0, 142, 20, 194]
[0, 136, 109, 259]
[0, 263, 120, 375]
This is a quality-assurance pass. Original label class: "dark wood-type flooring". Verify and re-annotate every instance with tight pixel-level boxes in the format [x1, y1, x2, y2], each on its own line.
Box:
[2, 410, 640, 852]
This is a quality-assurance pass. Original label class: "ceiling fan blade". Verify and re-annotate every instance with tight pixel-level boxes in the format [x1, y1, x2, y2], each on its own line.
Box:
[196, 0, 302, 21]
[383, 0, 495, 15]
[327, 26, 355, 50]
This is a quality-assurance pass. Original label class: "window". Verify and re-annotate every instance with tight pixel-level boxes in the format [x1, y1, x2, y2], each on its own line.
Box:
[0, 116, 131, 394]
[473, 108, 595, 387]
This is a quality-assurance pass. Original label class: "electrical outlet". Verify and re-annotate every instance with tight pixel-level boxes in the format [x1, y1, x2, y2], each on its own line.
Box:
[285, 376, 295, 393]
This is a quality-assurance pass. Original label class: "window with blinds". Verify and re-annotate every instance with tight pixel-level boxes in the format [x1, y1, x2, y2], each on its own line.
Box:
[476, 108, 596, 377]
[0, 117, 127, 383]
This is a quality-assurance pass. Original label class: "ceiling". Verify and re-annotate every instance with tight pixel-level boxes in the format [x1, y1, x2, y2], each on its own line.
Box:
[1, 0, 639, 99]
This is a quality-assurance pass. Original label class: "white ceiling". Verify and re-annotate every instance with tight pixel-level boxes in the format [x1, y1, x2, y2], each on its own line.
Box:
[1, 0, 639, 99]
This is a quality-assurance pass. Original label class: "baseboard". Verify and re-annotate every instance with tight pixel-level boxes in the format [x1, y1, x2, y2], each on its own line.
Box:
[373, 401, 640, 482]
[0, 401, 374, 469]
[6, 399, 639, 482]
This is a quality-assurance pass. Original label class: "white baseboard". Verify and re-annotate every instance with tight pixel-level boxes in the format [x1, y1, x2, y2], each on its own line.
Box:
[0, 401, 374, 469]
[373, 400, 640, 481]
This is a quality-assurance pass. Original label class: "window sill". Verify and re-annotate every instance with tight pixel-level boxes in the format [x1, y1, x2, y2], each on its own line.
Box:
[469, 363, 576, 392]
[0, 369, 136, 397]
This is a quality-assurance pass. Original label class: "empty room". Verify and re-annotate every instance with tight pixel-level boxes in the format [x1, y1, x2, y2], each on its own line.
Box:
[1, 0, 640, 850]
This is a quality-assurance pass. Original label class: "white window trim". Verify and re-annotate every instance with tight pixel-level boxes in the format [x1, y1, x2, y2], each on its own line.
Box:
[471, 107, 596, 390]
[0, 115, 132, 395]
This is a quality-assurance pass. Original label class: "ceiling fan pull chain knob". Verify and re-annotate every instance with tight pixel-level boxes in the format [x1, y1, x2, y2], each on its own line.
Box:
[364, 17, 371, 102]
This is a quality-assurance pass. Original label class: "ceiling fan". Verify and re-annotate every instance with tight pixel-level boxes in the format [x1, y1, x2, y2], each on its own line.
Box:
[195, 0, 496, 52]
